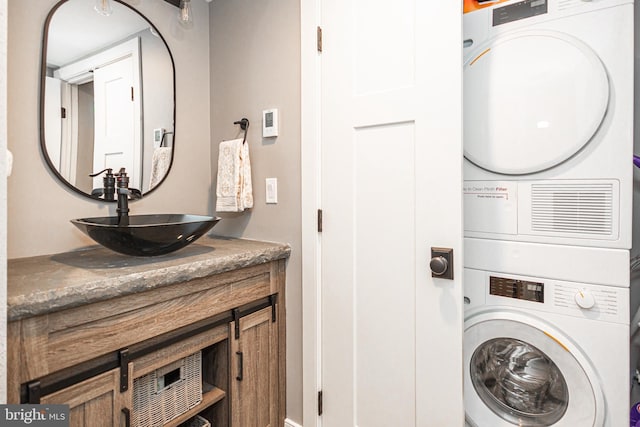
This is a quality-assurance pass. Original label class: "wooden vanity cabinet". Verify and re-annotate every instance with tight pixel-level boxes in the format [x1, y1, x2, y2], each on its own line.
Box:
[7, 257, 287, 427]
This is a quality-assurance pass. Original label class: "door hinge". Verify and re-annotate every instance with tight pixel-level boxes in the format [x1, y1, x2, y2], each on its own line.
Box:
[317, 26, 323, 52]
[61, 107, 66, 119]
[318, 390, 323, 416]
[317, 209, 323, 232]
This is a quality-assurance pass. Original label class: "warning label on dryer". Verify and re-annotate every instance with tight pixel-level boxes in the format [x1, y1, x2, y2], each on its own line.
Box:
[463, 183, 512, 200]
[463, 181, 517, 235]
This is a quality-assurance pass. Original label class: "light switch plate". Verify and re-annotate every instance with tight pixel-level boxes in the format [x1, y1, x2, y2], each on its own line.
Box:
[262, 109, 279, 138]
[153, 128, 165, 148]
[266, 178, 278, 204]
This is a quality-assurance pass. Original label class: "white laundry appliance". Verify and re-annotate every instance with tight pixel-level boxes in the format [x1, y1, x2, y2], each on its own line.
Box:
[464, 267, 629, 426]
[463, 0, 634, 250]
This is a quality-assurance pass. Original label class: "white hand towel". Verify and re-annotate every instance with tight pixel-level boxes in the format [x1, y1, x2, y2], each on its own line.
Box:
[149, 147, 172, 190]
[216, 138, 253, 212]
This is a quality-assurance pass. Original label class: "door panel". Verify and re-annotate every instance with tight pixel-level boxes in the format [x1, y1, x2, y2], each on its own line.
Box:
[353, 0, 415, 95]
[354, 123, 417, 427]
[320, 1, 463, 426]
[231, 307, 278, 427]
[93, 56, 141, 189]
[40, 368, 126, 427]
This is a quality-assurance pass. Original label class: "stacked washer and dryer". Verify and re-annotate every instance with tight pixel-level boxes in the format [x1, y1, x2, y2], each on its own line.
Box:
[462, 0, 634, 426]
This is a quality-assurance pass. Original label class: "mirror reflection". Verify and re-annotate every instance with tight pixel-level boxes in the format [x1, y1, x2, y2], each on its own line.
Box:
[41, 0, 175, 199]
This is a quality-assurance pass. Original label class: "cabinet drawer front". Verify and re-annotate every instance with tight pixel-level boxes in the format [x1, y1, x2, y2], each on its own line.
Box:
[48, 274, 271, 373]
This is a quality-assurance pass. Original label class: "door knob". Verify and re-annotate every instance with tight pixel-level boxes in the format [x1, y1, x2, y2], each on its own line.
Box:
[430, 256, 448, 276]
[430, 247, 454, 280]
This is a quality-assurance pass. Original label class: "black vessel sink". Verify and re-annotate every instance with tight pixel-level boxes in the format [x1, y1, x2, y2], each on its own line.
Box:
[71, 214, 221, 256]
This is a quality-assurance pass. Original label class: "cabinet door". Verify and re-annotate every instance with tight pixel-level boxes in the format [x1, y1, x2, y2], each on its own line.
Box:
[230, 307, 278, 427]
[41, 368, 130, 427]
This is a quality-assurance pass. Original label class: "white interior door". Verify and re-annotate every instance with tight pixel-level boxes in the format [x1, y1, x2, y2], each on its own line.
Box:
[93, 56, 141, 188]
[320, 1, 464, 426]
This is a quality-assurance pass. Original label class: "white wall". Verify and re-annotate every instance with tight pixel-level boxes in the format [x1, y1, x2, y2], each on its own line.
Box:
[209, 0, 302, 422]
[0, 0, 7, 405]
[7, 0, 211, 258]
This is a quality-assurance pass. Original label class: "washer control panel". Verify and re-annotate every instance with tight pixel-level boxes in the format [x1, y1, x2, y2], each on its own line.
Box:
[464, 268, 629, 325]
[490, 276, 544, 303]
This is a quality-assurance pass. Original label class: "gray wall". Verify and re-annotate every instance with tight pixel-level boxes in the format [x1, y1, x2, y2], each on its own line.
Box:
[209, 0, 302, 423]
[137, 27, 174, 192]
[8, 0, 211, 258]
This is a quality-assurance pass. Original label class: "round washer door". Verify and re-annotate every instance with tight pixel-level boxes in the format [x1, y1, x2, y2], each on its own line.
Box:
[464, 312, 604, 427]
[464, 30, 609, 175]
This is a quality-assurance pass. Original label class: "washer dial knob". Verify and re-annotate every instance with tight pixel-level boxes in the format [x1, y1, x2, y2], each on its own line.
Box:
[574, 290, 595, 309]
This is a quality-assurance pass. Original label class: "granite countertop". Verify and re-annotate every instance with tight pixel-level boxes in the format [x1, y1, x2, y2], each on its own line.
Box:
[8, 236, 291, 322]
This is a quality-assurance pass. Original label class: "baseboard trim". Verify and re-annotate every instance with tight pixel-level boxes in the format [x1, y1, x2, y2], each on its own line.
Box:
[285, 418, 303, 427]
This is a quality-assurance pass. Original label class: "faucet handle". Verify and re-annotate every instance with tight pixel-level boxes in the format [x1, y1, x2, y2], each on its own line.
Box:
[89, 168, 113, 178]
[89, 168, 116, 201]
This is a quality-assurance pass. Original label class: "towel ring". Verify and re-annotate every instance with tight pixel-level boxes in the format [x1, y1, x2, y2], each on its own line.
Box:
[233, 118, 250, 144]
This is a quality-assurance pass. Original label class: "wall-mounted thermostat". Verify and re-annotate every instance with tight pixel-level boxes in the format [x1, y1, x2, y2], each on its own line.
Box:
[262, 108, 279, 138]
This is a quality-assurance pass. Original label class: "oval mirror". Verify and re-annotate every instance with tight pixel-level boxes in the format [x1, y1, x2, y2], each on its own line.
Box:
[40, 0, 176, 200]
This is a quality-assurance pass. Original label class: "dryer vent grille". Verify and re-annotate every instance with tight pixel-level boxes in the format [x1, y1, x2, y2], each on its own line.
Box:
[531, 183, 613, 235]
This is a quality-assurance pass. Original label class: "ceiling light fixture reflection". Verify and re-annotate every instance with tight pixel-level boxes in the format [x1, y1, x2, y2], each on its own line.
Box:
[178, 0, 194, 28]
[94, 0, 113, 16]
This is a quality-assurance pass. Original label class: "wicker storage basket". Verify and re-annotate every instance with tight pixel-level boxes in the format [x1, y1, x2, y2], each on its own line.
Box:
[133, 351, 203, 427]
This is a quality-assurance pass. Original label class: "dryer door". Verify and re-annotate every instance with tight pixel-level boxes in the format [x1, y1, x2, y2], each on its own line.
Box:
[464, 30, 609, 175]
[464, 313, 604, 427]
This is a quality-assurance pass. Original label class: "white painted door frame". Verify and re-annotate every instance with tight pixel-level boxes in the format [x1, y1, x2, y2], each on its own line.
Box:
[301, 0, 322, 424]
